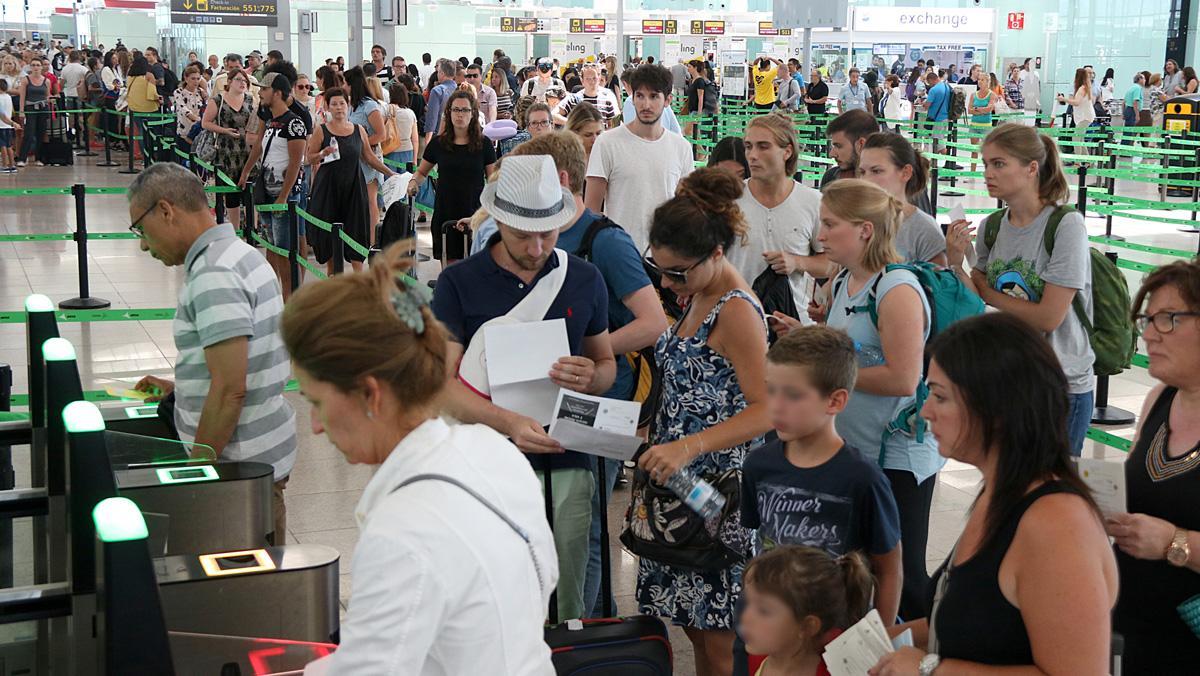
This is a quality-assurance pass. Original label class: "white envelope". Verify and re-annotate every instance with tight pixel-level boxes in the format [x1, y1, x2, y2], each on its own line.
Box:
[484, 319, 570, 427]
[823, 609, 894, 676]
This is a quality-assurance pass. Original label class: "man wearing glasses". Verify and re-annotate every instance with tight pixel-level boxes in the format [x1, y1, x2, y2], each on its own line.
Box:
[128, 162, 297, 546]
[498, 102, 555, 157]
[466, 63, 497, 124]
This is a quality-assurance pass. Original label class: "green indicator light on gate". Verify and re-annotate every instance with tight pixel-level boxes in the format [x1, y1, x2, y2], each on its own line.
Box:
[63, 401, 106, 433]
[92, 497, 149, 543]
[24, 294, 53, 312]
[42, 338, 76, 362]
[155, 465, 219, 485]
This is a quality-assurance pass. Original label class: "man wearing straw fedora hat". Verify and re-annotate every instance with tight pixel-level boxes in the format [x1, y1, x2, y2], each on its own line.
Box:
[432, 154, 618, 621]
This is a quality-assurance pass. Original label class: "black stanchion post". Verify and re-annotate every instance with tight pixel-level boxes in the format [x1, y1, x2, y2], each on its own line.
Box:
[288, 201, 301, 292]
[60, 183, 112, 310]
[332, 222, 345, 275]
[96, 109, 119, 167]
[1077, 165, 1088, 217]
[120, 110, 139, 174]
[1091, 251, 1136, 426]
[0, 362, 12, 588]
[1105, 152, 1121, 240]
[243, 185, 256, 243]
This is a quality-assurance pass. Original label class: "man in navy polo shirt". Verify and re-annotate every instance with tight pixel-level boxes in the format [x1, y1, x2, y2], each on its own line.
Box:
[433, 154, 618, 622]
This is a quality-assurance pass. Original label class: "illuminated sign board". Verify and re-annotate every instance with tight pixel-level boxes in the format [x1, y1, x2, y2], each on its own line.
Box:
[169, 0, 278, 27]
[570, 18, 606, 33]
[757, 22, 792, 36]
[691, 20, 724, 35]
[500, 17, 541, 33]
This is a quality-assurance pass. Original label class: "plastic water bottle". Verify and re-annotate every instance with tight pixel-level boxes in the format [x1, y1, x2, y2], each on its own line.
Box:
[665, 467, 727, 520]
[855, 340, 885, 368]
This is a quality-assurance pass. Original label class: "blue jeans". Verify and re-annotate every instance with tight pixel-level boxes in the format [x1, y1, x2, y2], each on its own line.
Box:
[262, 192, 300, 251]
[583, 455, 621, 618]
[1067, 390, 1095, 457]
[1123, 106, 1138, 127]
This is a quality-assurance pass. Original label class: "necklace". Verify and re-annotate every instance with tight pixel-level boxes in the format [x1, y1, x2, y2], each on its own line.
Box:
[1145, 422, 1200, 482]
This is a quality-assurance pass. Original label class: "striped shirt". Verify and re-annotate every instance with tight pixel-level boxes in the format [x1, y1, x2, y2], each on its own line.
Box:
[554, 88, 620, 121]
[174, 223, 297, 479]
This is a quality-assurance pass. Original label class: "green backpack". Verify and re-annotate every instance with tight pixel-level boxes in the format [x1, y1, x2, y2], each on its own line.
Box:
[983, 206, 1137, 376]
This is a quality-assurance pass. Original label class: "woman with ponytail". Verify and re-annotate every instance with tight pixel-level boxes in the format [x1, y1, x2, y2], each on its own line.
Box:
[946, 123, 1095, 457]
[741, 546, 875, 675]
[284, 244, 558, 675]
[858, 133, 947, 265]
[821, 179, 942, 622]
[635, 167, 773, 675]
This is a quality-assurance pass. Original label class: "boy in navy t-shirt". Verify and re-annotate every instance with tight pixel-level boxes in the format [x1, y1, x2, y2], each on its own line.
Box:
[733, 326, 903, 675]
[742, 325, 902, 614]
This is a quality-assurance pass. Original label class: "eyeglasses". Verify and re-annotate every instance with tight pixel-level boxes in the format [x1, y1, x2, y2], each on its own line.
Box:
[527, 119, 551, 129]
[128, 201, 157, 238]
[296, 84, 313, 90]
[465, 73, 480, 79]
[450, 107, 473, 114]
[1135, 311, 1200, 334]
[642, 246, 709, 285]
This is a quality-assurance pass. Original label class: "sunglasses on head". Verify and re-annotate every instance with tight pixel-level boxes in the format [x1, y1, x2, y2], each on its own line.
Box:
[642, 245, 710, 285]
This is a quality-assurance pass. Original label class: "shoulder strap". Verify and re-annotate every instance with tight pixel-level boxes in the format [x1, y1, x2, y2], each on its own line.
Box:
[576, 217, 621, 262]
[508, 248, 569, 322]
[1041, 205, 1094, 336]
[390, 473, 545, 595]
[983, 208, 1007, 250]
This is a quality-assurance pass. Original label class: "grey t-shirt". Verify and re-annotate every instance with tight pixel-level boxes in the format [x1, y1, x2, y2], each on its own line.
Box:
[897, 209, 946, 263]
[973, 206, 1095, 394]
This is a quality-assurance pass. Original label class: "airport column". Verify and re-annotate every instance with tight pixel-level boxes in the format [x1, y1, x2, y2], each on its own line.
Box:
[298, 10, 317, 78]
[348, 0, 364, 69]
[269, 0, 293, 60]
[373, 0, 398, 60]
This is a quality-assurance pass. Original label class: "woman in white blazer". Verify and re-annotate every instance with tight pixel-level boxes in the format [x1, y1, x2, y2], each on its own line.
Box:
[284, 248, 559, 676]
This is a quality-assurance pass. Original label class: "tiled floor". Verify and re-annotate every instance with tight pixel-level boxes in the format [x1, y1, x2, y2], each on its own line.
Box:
[1, 150, 1193, 674]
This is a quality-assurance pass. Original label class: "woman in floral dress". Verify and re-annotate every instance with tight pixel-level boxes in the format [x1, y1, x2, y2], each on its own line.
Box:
[635, 168, 772, 675]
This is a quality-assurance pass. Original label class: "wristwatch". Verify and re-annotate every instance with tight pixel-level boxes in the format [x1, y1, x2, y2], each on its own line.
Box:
[1166, 528, 1191, 567]
[919, 653, 942, 676]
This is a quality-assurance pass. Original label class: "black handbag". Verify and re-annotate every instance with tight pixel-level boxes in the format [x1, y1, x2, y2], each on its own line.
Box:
[619, 465, 749, 571]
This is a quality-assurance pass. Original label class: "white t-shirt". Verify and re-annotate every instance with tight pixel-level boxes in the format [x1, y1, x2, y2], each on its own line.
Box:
[417, 64, 435, 89]
[586, 123, 695, 250]
[388, 104, 417, 152]
[0, 95, 12, 129]
[729, 180, 824, 322]
[59, 62, 89, 98]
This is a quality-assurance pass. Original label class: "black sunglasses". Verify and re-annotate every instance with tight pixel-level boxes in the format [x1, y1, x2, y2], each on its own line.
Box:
[642, 245, 709, 285]
[128, 201, 158, 238]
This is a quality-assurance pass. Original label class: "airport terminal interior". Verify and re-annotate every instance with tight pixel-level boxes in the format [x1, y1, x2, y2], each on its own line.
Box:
[1, 0, 1199, 674]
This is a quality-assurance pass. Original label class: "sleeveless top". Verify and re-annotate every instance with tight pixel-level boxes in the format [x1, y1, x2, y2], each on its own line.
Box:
[24, 76, 48, 106]
[927, 481, 1079, 665]
[1113, 387, 1200, 671]
[970, 91, 992, 124]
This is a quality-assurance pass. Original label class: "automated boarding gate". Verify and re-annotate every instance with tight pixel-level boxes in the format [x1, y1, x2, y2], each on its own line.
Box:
[0, 401, 340, 675]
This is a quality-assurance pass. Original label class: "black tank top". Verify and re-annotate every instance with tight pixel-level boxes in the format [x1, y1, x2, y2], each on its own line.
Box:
[927, 481, 1078, 665]
[1113, 387, 1200, 673]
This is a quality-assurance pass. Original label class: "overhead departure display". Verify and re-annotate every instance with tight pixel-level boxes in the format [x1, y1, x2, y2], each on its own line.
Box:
[169, 0, 278, 26]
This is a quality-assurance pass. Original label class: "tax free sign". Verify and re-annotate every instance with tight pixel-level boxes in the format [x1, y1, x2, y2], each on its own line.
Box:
[853, 7, 994, 34]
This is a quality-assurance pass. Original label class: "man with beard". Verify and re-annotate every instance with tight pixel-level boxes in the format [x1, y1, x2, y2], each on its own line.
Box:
[585, 63, 694, 250]
[432, 154, 617, 622]
[819, 108, 934, 215]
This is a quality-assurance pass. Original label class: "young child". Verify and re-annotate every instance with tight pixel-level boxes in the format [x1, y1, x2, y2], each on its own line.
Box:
[0, 80, 19, 172]
[738, 326, 903, 666]
[740, 545, 874, 675]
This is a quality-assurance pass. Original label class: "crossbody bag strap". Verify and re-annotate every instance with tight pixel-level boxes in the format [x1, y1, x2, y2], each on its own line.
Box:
[507, 248, 569, 321]
[391, 473, 546, 595]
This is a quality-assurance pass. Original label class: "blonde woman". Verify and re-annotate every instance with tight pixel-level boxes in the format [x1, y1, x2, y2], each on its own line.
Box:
[1058, 68, 1095, 157]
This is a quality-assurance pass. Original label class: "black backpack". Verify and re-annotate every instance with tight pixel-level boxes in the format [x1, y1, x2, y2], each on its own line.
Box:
[575, 217, 668, 432]
[751, 268, 798, 345]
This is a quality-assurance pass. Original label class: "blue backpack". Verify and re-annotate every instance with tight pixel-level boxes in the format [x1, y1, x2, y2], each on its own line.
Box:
[834, 262, 985, 463]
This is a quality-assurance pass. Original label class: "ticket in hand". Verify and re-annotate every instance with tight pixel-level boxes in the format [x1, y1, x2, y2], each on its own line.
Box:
[948, 203, 967, 222]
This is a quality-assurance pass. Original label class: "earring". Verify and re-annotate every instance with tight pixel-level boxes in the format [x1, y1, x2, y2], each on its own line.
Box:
[365, 410, 374, 420]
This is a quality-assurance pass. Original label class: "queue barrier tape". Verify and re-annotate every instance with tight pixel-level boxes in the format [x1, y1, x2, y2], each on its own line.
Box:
[1089, 236, 1197, 260]
[295, 207, 333, 233]
[296, 255, 328, 280]
[7, 378, 301, 408]
[247, 229, 290, 258]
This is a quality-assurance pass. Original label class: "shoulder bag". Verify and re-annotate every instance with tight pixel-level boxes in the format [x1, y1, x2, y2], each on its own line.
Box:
[458, 249, 569, 398]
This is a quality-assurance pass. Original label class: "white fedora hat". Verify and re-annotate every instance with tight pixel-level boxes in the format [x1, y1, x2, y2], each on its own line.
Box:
[480, 155, 578, 233]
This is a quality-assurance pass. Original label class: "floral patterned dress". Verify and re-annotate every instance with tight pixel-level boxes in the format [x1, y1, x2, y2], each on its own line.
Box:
[636, 289, 766, 630]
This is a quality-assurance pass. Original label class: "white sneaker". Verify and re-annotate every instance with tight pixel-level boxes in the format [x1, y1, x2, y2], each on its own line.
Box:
[15, 161, 24, 167]
[34, 161, 44, 167]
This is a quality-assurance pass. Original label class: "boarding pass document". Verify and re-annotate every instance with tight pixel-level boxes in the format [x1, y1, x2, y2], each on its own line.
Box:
[484, 319, 569, 427]
[1075, 457, 1127, 516]
[547, 390, 643, 461]
[823, 609, 893, 676]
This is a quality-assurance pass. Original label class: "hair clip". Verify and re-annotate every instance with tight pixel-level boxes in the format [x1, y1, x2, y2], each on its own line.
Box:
[390, 274, 432, 334]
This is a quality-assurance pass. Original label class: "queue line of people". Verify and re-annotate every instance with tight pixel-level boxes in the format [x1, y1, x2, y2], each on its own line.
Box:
[114, 58, 1200, 676]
